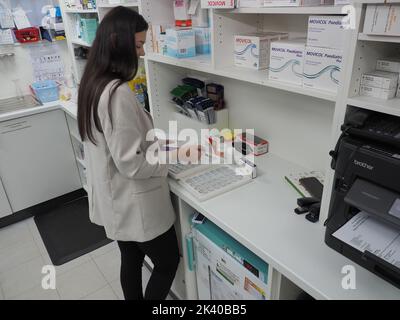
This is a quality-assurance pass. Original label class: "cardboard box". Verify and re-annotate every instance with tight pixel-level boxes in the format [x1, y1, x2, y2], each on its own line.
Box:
[307, 15, 348, 49]
[234, 32, 288, 70]
[363, 4, 400, 36]
[269, 38, 306, 86]
[303, 47, 343, 93]
[166, 28, 196, 59]
[376, 57, 400, 73]
[361, 71, 399, 90]
[360, 85, 397, 100]
[201, 0, 236, 8]
[194, 27, 211, 54]
[264, 0, 321, 6]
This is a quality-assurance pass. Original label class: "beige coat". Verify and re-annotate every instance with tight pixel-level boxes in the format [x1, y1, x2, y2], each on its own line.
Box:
[84, 81, 175, 242]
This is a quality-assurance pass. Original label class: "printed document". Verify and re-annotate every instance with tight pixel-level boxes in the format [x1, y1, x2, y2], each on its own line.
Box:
[333, 211, 400, 269]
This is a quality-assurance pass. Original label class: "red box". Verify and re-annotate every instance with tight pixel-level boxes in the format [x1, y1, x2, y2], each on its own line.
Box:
[237, 133, 269, 156]
[14, 27, 40, 43]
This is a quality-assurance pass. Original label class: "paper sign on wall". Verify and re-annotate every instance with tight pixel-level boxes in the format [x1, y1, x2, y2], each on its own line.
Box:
[30, 47, 65, 81]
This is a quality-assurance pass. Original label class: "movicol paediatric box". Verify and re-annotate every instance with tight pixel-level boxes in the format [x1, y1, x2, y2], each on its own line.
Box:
[263, 0, 321, 6]
[269, 38, 306, 86]
[194, 27, 211, 54]
[363, 4, 400, 36]
[361, 71, 399, 90]
[303, 46, 343, 93]
[360, 85, 397, 100]
[166, 28, 196, 58]
[307, 16, 348, 49]
[234, 32, 288, 70]
[201, 0, 236, 8]
[376, 57, 400, 73]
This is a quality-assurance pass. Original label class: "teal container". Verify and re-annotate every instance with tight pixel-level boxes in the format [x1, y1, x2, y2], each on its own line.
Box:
[80, 17, 98, 45]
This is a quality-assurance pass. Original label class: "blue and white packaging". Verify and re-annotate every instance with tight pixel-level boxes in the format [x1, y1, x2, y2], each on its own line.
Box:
[307, 16, 348, 49]
[269, 39, 306, 86]
[194, 27, 211, 54]
[303, 46, 343, 93]
[166, 28, 196, 59]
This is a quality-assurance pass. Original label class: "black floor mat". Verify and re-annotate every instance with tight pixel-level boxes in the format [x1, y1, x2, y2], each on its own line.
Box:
[34, 196, 112, 266]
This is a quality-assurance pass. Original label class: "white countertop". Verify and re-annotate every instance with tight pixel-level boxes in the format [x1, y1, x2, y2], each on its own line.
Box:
[169, 154, 400, 300]
[2, 99, 399, 299]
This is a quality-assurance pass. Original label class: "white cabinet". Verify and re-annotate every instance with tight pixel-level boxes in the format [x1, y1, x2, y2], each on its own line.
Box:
[0, 177, 12, 218]
[0, 110, 82, 213]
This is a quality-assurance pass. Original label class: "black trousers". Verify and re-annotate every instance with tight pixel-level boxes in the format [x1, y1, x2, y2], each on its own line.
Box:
[117, 226, 180, 300]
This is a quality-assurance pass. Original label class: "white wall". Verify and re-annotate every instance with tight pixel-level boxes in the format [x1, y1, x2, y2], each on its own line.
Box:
[0, 41, 72, 99]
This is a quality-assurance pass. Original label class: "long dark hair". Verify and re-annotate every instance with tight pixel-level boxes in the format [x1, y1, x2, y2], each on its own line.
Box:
[78, 7, 148, 144]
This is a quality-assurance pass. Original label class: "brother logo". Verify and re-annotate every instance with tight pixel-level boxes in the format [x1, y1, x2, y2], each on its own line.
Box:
[354, 160, 374, 170]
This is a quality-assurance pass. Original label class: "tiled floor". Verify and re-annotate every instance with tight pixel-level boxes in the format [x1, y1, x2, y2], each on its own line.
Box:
[0, 217, 173, 300]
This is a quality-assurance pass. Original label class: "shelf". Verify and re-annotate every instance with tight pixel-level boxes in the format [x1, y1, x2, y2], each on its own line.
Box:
[358, 33, 400, 44]
[71, 39, 92, 47]
[222, 5, 347, 15]
[97, 1, 139, 8]
[146, 53, 213, 73]
[347, 96, 400, 117]
[64, 9, 98, 13]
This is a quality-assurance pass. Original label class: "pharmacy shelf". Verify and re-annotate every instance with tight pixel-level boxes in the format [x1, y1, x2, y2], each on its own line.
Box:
[347, 96, 400, 117]
[71, 38, 92, 47]
[97, 1, 139, 8]
[146, 54, 337, 102]
[358, 33, 400, 43]
[64, 9, 98, 13]
[223, 5, 347, 15]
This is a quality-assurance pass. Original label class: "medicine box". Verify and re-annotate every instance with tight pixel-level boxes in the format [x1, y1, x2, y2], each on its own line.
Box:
[269, 38, 306, 86]
[238, 0, 264, 7]
[263, 0, 321, 6]
[234, 32, 288, 70]
[360, 85, 397, 100]
[194, 27, 211, 54]
[363, 4, 400, 36]
[376, 57, 400, 73]
[201, 0, 236, 8]
[361, 71, 399, 90]
[166, 28, 196, 59]
[307, 16, 348, 49]
[303, 47, 343, 93]
[237, 132, 269, 156]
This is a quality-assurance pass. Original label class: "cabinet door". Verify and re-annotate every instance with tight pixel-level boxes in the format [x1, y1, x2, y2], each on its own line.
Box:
[0, 110, 82, 212]
[0, 177, 12, 218]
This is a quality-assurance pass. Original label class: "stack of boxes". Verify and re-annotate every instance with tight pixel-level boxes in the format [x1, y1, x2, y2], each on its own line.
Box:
[360, 58, 400, 100]
[363, 4, 400, 37]
[151, 0, 211, 59]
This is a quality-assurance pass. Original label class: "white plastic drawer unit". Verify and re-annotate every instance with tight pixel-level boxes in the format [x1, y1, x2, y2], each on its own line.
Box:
[0, 109, 82, 213]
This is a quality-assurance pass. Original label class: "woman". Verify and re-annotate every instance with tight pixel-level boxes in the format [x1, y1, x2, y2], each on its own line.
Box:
[77, 7, 199, 300]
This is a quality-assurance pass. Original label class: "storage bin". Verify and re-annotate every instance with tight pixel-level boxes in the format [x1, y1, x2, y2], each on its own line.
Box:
[30, 80, 59, 103]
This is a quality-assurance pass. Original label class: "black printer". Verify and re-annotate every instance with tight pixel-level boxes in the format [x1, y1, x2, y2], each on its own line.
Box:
[325, 109, 400, 288]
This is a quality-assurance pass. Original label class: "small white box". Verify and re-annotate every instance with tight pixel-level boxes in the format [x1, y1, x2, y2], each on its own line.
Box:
[376, 57, 400, 73]
[174, 0, 190, 21]
[307, 16, 348, 49]
[201, 0, 236, 8]
[303, 47, 343, 93]
[263, 0, 321, 6]
[194, 27, 211, 54]
[234, 32, 288, 70]
[166, 28, 196, 59]
[360, 85, 397, 100]
[363, 4, 400, 36]
[361, 71, 399, 90]
[238, 0, 264, 7]
[333, 0, 350, 5]
[269, 38, 306, 86]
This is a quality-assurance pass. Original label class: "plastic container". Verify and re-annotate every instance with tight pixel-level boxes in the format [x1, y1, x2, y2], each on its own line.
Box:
[30, 80, 59, 103]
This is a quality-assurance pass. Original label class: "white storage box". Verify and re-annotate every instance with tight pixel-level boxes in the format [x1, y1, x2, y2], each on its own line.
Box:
[361, 71, 399, 90]
[376, 57, 400, 73]
[307, 16, 348, 49]
[166, 28, 196, 59]
[201, 0, 236, 8]
[234, 32, 288, 70]
[360, 85, 397, 100]
[269, 38, 306, 86]
[363, 4, 400, 36]
[194, 27, 211, 54]
[303, 47, 343, 93]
